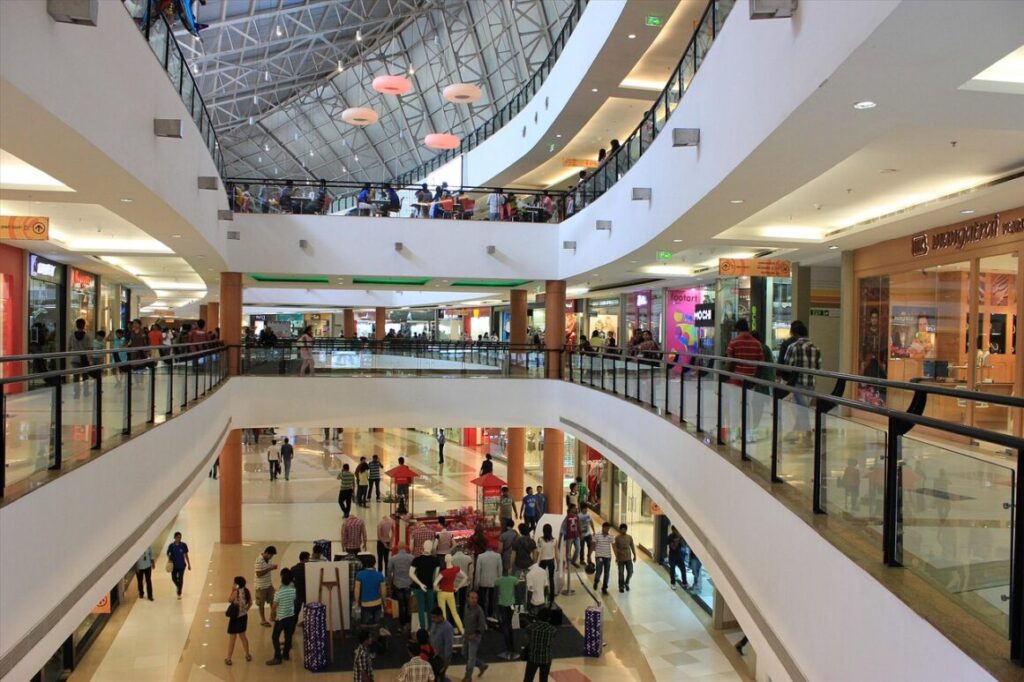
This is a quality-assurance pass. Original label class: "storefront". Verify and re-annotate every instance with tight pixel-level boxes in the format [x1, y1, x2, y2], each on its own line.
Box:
[388, 309, 435, 337]
[68, 267, 98, 333]
[585, 297, 620, 344]
[303, 312, 332, 337]
[0, 244, 26, 381]
[565, 299, 582, 345]
[715, 259, 793, 354]
[852, 207, 1023, 436]
[438, 307, 492, 340]
[28, 254, 65, 357]
[483, 427, 577, 484]
[665, 286, 716, 363]
[624, 290, 659, 342]
[98, 280, 128, 334]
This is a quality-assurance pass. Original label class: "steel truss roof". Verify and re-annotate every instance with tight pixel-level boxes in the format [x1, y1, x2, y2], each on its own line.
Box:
[177, 0, 573, 181]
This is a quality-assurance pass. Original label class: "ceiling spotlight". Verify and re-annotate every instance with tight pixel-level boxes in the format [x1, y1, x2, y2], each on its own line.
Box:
[248, 116, 255, 126]
[264, 70, 270, 81]
[356, 29, 362, 42]
[408, 66, 415, 75]
[172, 234, 182, 238]
[960, 208, 976, 215]
[729, 199, 743, 204]
[119, 197, 133, 203]
[337, 60, 343, 72]
[275, 25, 282, 38]
[627, 33, 636, 39]
[852, 100, 877, 110]
[354, 155, 359, 162]
[672, 239, 683, 243]
[555, 134, 562, 138]
[591, 88, 598, 92]
[828, 245, 840, 250]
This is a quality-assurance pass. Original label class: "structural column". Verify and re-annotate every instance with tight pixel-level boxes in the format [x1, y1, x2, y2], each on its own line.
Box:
[207, 301, 220, 333]
[221, 272, 242, 375]
[344, 308, 356, 338]
[543, 428, 564, 513]
[544, 280, 566, 379]
[507, 289, 528, 498]
[375, 307, 386, 340]
[219, 429, 242, 543]
[199, 303, 209, 324]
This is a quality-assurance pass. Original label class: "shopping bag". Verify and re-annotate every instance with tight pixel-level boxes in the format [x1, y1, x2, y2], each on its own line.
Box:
[384, 597, 400, 619]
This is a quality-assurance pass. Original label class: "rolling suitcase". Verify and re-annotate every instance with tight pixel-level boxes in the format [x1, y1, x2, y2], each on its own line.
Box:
[584, 605, 602, 657]
[303, 602, 329, 672]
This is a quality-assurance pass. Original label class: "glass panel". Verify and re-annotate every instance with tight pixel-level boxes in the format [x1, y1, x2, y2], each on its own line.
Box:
[745, 385, 773, 470]
[653, 94, 667, 135]
[777, 389, 815, 501]
[681, 48, 696, 91]
[3, 380, 57, 489]
[898, 436, 1014, 637]
[131, 366, 150, 431]
[181, 76, 194, 120]
[715, 0, 735, 35]
[167, 43, 182, 93]
[820, 412, 886, 545]
[667, 71, 682, 115]
[62, 369, 97, 462]
[147, 19, 168, 68]
[974, 252, 1018, 435]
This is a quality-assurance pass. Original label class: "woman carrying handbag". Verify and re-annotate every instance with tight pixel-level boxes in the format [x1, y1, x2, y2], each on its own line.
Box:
[225, 576, 253, 665]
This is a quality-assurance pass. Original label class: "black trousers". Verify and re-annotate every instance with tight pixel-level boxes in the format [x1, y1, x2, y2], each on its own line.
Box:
[368, 478, 382, 500]
[135, 567, 153, 598]
[339, 489, 353, 517]
[272, 615, 297, 659]
[377, 539, 390, 572]
[524, 660, 551, 681]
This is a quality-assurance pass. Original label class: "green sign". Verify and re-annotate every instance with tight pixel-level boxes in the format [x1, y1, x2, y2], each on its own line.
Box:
[645, 14, 663, 27]
[548, 143, 557, 153]
[656, 250, 673, 261]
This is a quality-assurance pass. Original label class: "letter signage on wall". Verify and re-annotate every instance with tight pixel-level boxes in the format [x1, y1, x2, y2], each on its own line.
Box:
[694, 303, 715, 327]
[911, 212, 1024, 257]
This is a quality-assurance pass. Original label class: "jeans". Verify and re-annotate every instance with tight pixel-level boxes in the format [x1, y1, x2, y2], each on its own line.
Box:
[540, 559, 556, 601]
[170, 566, 185, 595]
[567, 537, 581, 564]
[498, 605, 515, 652]
[667, 553, 688, 586]
[438, 442, 444, 463]
[593, 557, 611, 590]
[689, 552, 703, 591]
[357, 484, 367, 506]
[437, 590, 464, 633]
[368, 478, 381, 500]
[393, 587, 410, 626]
[524, 660, 551, 681]
[360, 604, 382, 625]
[268, 458, 278, 480]
[377, 540, 390, 572]
[524, 516, 538, 534]
[793, 393, 812, 431]
[282, 456, 292, 480]
[464, 635, 487, 677]
[617, 560, 633, 589]
[489, 212, 500, 221]
[413, 588, 436, 631]
[135, 567, 152, 598]
[271, 615, 297, 660]
[339, 489, 353, 517]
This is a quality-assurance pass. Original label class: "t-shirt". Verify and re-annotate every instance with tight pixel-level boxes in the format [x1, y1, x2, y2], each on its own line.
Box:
[561, 514, 580, 540]
[367, 459, 382, 479]
[280, 443, 294, 459]
[512, 535, 537, 570]
[254, 555, 274, 589]
[499, 495, 515, 519]
[437, 566, 461, 592]
[273, 584, 297, 618]
[475, 551, 502, 588]
[593, 533, 614, 559]
[266, 445, 280, 461]
[357, 469, 369, 485]
[613, 534, 636, 562]
[495, 575, 518, 607]
[167, 542, 189, 569]
[356, 568, 386, 606]
[537, 538, 557, 561]
[578, 512, 594, 537]
[522, 494, 539, 519]
[526, 564, 548, 605]
[434, 529, 453, 555]
[578, 485, 589, 505]
[338, 470, 355, 490]
[412, 554, 441, 589]
[499, 529, 517, 567]
[389, 551, 414, 589]
[534, 494, 548, 515]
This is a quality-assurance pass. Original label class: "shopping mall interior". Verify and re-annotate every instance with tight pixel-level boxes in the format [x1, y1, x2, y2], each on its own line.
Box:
[1, 0, 1023, 681]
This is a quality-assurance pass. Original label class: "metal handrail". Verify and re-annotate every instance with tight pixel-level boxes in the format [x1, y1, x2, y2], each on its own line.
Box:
[0, 341, 222, 364]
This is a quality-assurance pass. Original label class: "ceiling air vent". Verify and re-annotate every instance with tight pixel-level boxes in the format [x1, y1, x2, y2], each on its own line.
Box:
[227, 231, 241, 240]
[754, 249, 777, 258]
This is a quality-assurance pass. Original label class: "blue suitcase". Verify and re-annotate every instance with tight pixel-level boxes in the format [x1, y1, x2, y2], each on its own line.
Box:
[584, 605, 602, 657]
[303, 602, 329, 671]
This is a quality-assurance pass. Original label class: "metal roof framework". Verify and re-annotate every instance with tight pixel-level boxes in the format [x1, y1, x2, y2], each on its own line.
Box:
[177, 0, 573, 181]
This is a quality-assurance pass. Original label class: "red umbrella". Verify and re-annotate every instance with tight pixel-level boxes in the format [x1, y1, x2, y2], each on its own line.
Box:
[386, 464, 419, 485]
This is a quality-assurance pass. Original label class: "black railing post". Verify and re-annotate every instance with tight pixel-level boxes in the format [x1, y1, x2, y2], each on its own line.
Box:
[679, 363, 686, 424]
[148, 362, 157, 423]
[740, 380, 749, 461]
[181, 360, 188, 409]
[649, 363, 655, 406]
[51, 383, 62, 471]
[695, 366, 703, 433]
[123, 366, 132, 436]
[635, 357, 641, 402]
[770, 388, 782, 482]
[0, 389, 5, 494]
[882, 417, 902, 566]
[813, 400, 825, 513]
[716, 377, 724, 445]
[610, 355, 615, 395]
[1011, 448, 1024, 664]
[93, 369, 102, 450]
[166, 356, 174, 417]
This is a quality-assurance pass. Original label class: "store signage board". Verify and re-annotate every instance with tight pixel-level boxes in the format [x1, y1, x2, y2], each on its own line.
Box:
[810, 308, 836, 317]
[1, 216, 49, 240]
[656, 250, 673, 261]
[91, 593, 111, 615]
[562, 158, 599, 169]
[30, 257, 57, 278]
[719, 258, 792, 277]
[694, 303, 715, 327]
[910, 212, 1024, 257]
[591, 298, 619, 308]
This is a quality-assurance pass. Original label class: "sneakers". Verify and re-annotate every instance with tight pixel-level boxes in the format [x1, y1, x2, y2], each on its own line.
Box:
[625, 583, 630, 592]
[670, 583, 677, 590]
[479, 663, 489, 676]
[265, 658, 282, 666]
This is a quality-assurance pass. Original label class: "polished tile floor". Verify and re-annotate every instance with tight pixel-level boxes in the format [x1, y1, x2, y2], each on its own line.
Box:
[71, 428, 752, 682]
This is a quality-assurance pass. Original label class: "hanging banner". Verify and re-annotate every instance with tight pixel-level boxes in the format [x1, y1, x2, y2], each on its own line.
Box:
[718, 258, 791, 277]
[0, 216, 49, 240]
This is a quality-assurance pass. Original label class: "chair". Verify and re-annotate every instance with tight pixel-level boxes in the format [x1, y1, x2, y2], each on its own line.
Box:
[459, 197, 475, 219]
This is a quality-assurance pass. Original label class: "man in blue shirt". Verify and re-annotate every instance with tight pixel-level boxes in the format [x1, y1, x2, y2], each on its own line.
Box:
[384, 183, 401, 214]
[534, 485, 548, 517]
[357, 184, 373, 216]
[429, 606, 454, 678]
[354, 557, 387, 625]
[522, 486, 540, 534]
[166, 532, 190, 599]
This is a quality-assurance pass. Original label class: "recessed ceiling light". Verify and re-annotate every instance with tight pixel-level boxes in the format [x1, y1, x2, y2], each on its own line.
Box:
[630, 260, 638, 264]
[119, 197, 133, 203]
[880, 168, 899, 174]
[171, 234, 182, 238]
[828, 245, 840, 250]
[627, 33, 636, 39]
[592, 273, 599, 277]
[853, 100, 877, 110]
[729, 199, 743, 204]
[555, 134, 562, 138]
[672, 239, 683, 243]
[960, 208, 976, 215]
[591, 88, 598, 92]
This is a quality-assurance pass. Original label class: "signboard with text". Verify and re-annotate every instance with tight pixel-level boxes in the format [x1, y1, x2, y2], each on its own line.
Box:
[719, 258, 791, 278]
[562, 158, 599, 169]
[1, 216, 49, 240]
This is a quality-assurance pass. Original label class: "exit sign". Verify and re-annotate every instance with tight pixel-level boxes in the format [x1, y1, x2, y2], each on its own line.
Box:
[656, 250, 673, 261]
[645, 15, 663, 27]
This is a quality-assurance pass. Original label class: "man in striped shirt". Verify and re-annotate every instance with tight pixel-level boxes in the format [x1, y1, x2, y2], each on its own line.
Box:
[266, 568, 297, 665]
[368, 454, 383, 502]
[592, 522, 614, 595]
[725, 318, 764, 385]
[410, 520, 436, 557]
[783, 320, 822, 444]
[338, 463, 355, 518]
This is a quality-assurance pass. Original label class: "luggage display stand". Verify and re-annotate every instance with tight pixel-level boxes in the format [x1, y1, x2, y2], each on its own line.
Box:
[302, 602, 329, 672]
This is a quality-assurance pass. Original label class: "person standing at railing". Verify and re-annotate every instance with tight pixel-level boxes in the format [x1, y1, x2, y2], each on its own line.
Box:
[298, 325, 315, 376]
[487, 187, 505, 221]
[415, 183, 432, 218]
[92, 330, 108, 379]
[279, 179, 295, 213]
[68, 318, 93, 399]
[782, 321, 822, 448]
[725, 319, 764, 444]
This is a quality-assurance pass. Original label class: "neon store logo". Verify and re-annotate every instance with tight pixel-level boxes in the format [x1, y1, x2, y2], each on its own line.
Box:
[912, 213, 1024, 257]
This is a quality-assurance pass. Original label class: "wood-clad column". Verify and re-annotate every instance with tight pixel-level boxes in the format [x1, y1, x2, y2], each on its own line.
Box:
[207, 302, 220, 333]
[544, 280, 566, 379]
[507, 289, 528, 499]
[220, 272, 242, 375]
[219, 429, 242, 543]
[344, 308, 356, 338]
[543, 428, 564, 513]
[375, 307, 386, 340]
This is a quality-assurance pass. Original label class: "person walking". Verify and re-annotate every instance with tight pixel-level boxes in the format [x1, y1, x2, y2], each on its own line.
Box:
[135, 546, 154, 601]
[337, 463, 356, 517]
[522, 487, 540, 534]
[224, 576, 252, 665]
[368, 453, 383, 502]
[429, 607, 455, 679]
[536, 524, 558, 604]
[510, 523, 538, 578]
[613, 523, 637, 593]
[436, 429, 446, 465]
[353, 629, 375, 681]
[266, 439, 281, 481]
[523, 607, 558, 681]
[783, 320, 822, 447]
[378, 513, 396, 572]
[266, 568, 298, 665]
[534, 485, 548, 517]
[298, 325, 315, 376]
[68, 318, 93, 399]
[354, 556, 387, 625]
[279, 437, 294, 481]
[343, 513, 368, 556]
[666, 526, 688, 590]
[461, 590, 489, 681]
[578, 503, 595, 567]
[479, 453, 493, 476]
[356, 458, 370, 507]
[559, 504, 581, 567]
[254, 546, 278, 626]
[389, 545, 414, 630]
[592, 522, 613, 595]
[166, 532, 190, 599]
[498, 486, 518, 530]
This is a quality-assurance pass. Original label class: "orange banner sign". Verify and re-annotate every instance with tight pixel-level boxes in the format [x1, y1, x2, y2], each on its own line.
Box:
[719, 258, 791, 278]
[562, 158, 599, 169]
[92, 593, 111, 614]
[0, 216, 49, 241]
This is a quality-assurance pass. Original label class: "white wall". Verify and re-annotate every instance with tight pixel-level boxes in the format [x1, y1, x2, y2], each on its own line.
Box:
[225, 214, 559, 280]
[0, 376, 994, 681]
